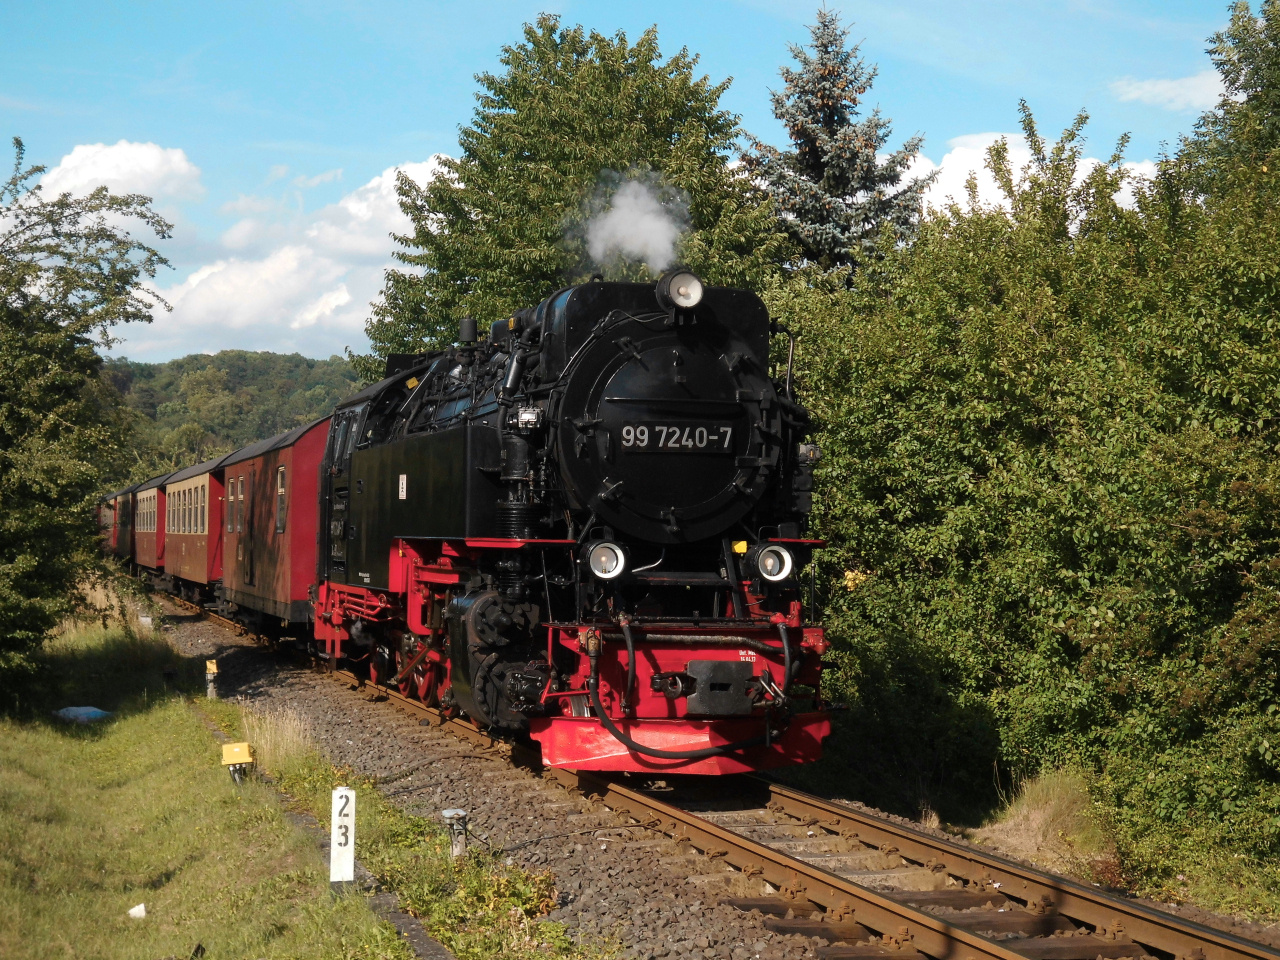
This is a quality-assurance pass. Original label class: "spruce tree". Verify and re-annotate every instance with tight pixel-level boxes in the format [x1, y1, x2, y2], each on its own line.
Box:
[746, 9, 933, 273]
[356, 15, 790, 380]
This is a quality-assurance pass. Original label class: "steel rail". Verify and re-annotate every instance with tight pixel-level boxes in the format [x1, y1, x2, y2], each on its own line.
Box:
[755, 782, 1278, 960]
[173, 598, 1280, 960]
[561, 768, 1039, 960]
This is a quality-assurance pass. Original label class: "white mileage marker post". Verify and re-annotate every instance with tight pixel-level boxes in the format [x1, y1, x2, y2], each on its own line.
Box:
[330, 786, 356, 890]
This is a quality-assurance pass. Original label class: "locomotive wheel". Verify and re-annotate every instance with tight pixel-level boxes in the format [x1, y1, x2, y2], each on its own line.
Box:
[394, 647, 442, 706]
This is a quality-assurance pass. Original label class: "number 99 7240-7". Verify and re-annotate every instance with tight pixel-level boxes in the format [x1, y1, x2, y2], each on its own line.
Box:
[620, 422, 733, 453]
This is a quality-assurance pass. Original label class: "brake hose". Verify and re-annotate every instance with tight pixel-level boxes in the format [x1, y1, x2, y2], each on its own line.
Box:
[587, 645, 767, 761]
[778, 622, 793, 698]
[620, 618, 637, 714]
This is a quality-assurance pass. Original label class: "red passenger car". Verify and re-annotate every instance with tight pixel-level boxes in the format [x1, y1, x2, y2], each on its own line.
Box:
[103, 485, 139, 563]
[220, 418, 329, 623]
[164, 455, 229, 600]
[133, 473, 174, 572]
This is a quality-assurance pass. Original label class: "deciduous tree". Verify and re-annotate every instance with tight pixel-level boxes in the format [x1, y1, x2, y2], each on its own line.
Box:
[1182, 0, 1280, 190]
[356, 15, 789, 380]
[0, 138, 169, 661]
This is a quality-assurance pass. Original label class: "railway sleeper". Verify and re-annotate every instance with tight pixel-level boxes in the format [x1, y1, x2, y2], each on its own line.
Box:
[718, 820, 838, 838]
[1003, 937, 1152, 960]
[763, 916, 874, 943]
[723, 895, 825, 917]
[881, 889, 1010, 910]
[826, 865, 948, 891]
[793, 850, 906, 872]
[942, 910, 1077, 937]
[815, 943, 927, 960]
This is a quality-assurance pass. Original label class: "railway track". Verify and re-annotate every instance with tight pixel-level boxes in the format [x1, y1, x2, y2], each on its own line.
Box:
[173, 599, 1280, 960]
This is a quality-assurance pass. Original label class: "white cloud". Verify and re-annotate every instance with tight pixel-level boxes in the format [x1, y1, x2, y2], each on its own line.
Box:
[220, 194, 283, 216]
[294, 168, 343, 189]
[912, 133, 1156, 212]
[294, 285, 352, 330]
[122, 156, 448, 360]
[911, 132, 1028, 210]
[1110, 70, 1223, 112]
[41, 140, 204, 200]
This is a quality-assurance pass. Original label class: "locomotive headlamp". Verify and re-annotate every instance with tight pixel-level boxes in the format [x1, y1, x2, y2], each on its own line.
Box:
[585, 541, 628, 580]
[752, 544, 794, 583]
[655, 268, 704, 311]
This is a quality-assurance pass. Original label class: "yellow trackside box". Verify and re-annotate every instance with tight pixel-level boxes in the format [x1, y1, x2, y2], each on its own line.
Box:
[222, 742, 253, 766]
[206, 660, 218, 675]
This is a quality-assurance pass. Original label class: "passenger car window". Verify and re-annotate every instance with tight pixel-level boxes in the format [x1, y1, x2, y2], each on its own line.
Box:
[275, 466, 286, 534]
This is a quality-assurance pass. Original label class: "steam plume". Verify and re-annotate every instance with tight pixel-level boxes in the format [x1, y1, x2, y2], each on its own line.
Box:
[582, 173, 689, 274]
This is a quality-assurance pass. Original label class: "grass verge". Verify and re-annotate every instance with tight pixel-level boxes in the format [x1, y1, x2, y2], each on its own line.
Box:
[0, 618, 413, 960]
[973, 768, 1280, 922]
[970, 769, 1114, 878]
[225, 702, 614, 960]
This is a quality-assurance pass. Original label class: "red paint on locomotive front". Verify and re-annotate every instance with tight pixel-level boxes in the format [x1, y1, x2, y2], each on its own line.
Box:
[526, 614, 831, 773]
[316, 536, 832, 773]
[529, 713, 832, 775]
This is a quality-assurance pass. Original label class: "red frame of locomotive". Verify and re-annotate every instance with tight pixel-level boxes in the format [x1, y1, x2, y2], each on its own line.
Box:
[102, 422, 832, 775]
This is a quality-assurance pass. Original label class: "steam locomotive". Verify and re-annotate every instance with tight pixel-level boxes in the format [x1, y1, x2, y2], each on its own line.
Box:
[102, 271, 831, 774]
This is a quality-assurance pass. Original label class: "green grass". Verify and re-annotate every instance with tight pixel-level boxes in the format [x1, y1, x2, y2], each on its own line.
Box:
[0, 622, 412, 960]
[228, 702, 614, 960]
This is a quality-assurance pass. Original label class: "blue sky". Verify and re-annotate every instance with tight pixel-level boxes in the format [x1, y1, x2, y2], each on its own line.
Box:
[2, 1, 1230, 361]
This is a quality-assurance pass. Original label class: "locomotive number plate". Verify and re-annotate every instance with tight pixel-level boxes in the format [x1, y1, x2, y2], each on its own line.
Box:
[620, 422, 734, 453]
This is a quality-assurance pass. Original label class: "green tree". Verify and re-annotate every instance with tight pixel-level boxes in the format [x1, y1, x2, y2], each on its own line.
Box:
[1183, 0, 1280, 189]
[106, 350, 359, 474]
[356, 15, 790, 381]
[0, 138, 169, 661]
[775, 104, 1280, 905]
[745, 8, 933, 273]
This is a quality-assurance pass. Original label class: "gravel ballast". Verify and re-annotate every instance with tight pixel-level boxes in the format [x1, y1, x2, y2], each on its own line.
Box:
[159, 602, 822, 960]
[157, 599, 1280, 957]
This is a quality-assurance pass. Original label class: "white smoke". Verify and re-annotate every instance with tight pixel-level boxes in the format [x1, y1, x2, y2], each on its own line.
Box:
[584, 176, 688, 273]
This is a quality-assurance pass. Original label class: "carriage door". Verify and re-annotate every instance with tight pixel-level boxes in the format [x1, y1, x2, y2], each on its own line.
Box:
[242, 469, 255, 586]
[323, 404, 367, 583]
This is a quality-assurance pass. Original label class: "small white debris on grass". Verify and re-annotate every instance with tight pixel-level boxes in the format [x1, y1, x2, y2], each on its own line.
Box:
[127, 903, 146, 919]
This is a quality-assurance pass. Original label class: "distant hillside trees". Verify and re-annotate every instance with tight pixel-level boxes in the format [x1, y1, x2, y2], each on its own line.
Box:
[0, 138, 169, 661]
[105, 351, 358, 474]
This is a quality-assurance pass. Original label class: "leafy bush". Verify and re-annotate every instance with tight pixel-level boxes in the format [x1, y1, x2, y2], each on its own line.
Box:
[774, 106, 1280, 908]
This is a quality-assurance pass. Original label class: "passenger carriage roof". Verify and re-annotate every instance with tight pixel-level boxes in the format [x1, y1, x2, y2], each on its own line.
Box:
[165, 453, 233, 484]
[103, 483, 140, 501]
[220, 416, 329, 468]
[136, 471, 176, 493]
